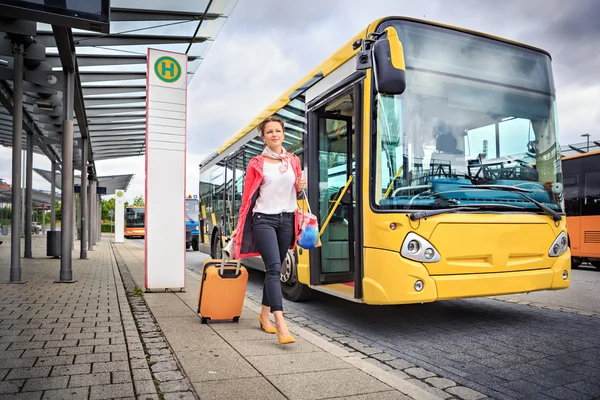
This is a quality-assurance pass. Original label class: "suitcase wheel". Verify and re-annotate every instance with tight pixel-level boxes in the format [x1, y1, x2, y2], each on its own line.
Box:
[201, 317, 209, 324]
[233, 316, 240, 323]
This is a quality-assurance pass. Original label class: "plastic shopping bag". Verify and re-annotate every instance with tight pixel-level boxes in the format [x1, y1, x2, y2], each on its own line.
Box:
[297, 191, 321, 250]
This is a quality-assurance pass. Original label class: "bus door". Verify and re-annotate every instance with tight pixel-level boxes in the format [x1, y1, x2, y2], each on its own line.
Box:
[307, 88, 357, 287]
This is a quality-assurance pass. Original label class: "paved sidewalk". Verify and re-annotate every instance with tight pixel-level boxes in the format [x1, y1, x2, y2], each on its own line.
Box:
[113, 240, 438, 400]
[0, 236, 157, 400]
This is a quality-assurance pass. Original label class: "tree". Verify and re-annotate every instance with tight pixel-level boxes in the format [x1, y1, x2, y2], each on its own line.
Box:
[133, 196, 145, 207]
[101, 198, 115, 221]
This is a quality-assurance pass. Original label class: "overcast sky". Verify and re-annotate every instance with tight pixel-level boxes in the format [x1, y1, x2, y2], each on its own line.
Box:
[1, 0, 599, 203]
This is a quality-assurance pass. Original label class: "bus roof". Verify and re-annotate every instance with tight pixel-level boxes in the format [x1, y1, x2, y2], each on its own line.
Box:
[200, 16, 552, 169]
[561, 140, 600, 160]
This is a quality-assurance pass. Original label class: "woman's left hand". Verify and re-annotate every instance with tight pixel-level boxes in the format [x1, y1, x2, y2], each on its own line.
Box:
[296, 177, 307, 191]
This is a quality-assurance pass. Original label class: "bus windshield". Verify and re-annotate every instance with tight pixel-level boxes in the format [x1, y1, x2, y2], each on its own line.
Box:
[125, 207, 144, 228]
[373, 20, 562, 213]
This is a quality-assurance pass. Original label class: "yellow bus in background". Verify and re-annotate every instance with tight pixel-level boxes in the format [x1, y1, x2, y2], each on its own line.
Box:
[198, 16, 570, 304]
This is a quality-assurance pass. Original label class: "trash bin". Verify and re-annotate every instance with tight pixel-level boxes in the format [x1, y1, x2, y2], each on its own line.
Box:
[47, 231, 61, 257]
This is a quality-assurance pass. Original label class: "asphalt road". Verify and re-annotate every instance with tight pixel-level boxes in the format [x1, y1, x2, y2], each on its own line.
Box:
[131, 238, 600, 400]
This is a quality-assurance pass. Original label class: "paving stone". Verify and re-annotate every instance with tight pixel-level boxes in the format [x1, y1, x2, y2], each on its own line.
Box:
[43, 340, 78, 349]
[162, 393, 195, 400]
[92, 361, 129, 373]
[132, 368, 152, 382]
[50, 363, 92, 377]
[94, 344, 127, 354]
[21, 376, 69, 392]
[134, 380, 157, 395]
[31, 334, 65, 342]
[112, 371, 133, 384]
[149, 355, 174, 364]
[144, 342, 167, 350]
[150, 362, 178, 373]
[90, 383, 134, 400]
[111, 352, 129, 362]
[147, 348, 170, 356]
[41, 387, 89, 400]
[79, 338, 110, 347]
[0, 380, 24, 394]
[426, 377, 457, 390]
[0, 350, 24, 359]
[370, 352, 397, 362]
[446, 386, 487, 400]
[0, 391, 44, 399]
[0, 335, 34, 343]
[405, 367, 436, 379]
[405, 378, 453, 399]
[34, 356, 74, 368]
[68, 372, 111, 388]
[6, 367, 51, 380]
[130, 359, 149, 370]
[153, 371, 184, 382]
[8, 342, 45, 350]
[74, 353, 111, 364]
[158, 380, 190, 393]
[385, 358, 416, 370]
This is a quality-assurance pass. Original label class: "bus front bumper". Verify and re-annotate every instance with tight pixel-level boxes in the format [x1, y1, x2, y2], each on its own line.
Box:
[362, 248, 571, 305]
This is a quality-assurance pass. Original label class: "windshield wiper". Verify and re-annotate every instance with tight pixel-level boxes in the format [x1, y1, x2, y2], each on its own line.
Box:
[458, 184, 562, 222]
[410, 203, 529, 221]
[410, 206, 480, 220]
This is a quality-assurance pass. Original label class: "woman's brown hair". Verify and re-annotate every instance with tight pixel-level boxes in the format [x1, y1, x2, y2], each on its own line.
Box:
[258, 115, 285, 137]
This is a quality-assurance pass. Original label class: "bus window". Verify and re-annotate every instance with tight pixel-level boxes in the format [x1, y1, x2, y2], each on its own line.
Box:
[582, 155, 600, 216]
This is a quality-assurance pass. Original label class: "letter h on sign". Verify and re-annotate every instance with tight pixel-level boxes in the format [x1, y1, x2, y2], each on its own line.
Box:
[160, 60, 175, 78]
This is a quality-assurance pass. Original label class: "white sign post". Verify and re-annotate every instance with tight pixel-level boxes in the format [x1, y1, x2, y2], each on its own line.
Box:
[115, 190, 124, 243]
[145, 48, 187, 290]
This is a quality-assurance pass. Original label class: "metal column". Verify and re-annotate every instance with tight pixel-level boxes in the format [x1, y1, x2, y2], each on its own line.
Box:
[50, 162, 56, 231]
[91, 180, 97, 246]
[41, 208, 46, 235]
[80, 137, 88, 259]
[8, 42, 26, 284]
[24, 132, 33, 258]
[97, 195, 101, 242]
[88, 178, 94, 251]
[58, 68, 76, 283]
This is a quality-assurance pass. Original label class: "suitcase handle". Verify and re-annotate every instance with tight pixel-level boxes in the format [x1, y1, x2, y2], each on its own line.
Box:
[220, 258, 242, 276]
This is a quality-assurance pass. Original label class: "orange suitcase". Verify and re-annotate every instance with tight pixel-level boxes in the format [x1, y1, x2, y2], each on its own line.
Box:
[197, 259, 248, 324]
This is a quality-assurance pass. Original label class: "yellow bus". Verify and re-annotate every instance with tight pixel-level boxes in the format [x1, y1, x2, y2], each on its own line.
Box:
[198, 16, 570, 304]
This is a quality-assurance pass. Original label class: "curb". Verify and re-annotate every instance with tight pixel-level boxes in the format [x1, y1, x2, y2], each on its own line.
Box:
[111, 242, 198, 400]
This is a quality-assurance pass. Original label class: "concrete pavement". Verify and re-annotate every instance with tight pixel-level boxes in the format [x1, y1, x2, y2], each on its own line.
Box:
[113, 239, 439, 400]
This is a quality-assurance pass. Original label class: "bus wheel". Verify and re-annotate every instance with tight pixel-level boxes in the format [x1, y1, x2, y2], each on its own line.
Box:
[280, 250, 311, 302]
[591, 260, 600, 270]
[192, 240, 199, 252]
[212, 235, 223, 259]
[571, 257, 582, 269]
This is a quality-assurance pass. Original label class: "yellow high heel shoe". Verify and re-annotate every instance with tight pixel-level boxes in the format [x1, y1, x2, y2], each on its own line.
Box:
[274, 328, 296, 345]
[258, 316, 276, 334]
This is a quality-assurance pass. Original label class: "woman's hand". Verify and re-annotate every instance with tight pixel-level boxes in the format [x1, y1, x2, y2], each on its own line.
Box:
[296, 177, 307, 191]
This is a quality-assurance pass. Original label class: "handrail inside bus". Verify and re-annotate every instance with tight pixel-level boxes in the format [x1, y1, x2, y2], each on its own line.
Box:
[320, 176, 353, 236]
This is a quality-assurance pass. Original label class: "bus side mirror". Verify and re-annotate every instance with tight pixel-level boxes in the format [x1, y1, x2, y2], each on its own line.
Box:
[373, 27, 406, 95]
[356, 27, 406, 96]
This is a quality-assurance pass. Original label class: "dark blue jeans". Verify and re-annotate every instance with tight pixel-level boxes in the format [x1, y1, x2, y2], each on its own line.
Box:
[251, 212, 295, 313]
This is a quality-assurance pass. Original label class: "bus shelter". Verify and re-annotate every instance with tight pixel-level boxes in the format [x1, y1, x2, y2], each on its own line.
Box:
[0, 0, 237, 284]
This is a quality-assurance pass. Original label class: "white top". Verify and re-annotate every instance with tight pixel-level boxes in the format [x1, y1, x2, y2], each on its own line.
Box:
[253, 161, 297, 214]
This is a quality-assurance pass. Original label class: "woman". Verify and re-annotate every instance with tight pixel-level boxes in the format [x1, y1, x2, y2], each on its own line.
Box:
[234, 115, 306, 344]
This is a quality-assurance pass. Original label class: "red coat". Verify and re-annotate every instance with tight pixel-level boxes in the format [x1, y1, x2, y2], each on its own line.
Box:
[234, 154, 303, 259]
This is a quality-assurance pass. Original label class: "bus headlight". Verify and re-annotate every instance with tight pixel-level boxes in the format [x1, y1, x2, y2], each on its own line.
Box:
[401, 233, 441, 263]
[548, 231, 568, 257]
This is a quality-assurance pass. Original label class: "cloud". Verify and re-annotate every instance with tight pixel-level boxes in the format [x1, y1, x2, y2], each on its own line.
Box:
[2, 0, 600, 205]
